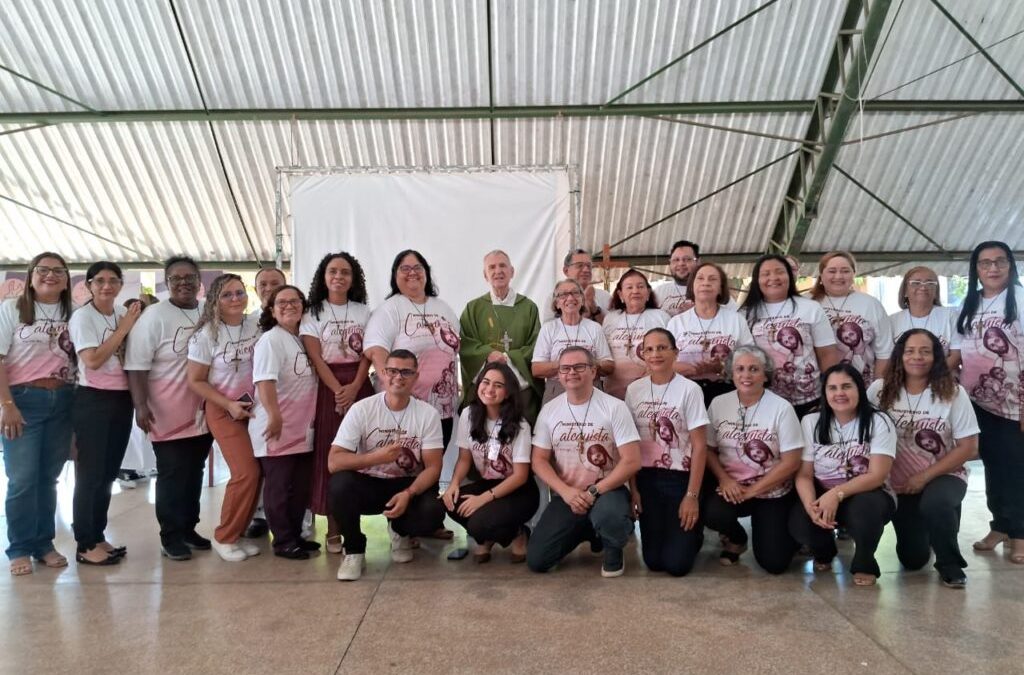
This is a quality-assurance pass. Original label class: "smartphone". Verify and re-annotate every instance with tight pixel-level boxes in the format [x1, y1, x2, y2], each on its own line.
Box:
[237, 392, 254, 405]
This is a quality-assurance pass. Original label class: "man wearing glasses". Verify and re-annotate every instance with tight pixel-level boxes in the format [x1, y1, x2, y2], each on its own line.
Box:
[527, 346, 641, 577]
[327, 349, 446, 581]
[545, 249, 612, 323]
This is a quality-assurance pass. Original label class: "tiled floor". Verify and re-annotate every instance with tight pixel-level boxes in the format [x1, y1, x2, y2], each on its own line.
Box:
[1, 459, 1021, 674]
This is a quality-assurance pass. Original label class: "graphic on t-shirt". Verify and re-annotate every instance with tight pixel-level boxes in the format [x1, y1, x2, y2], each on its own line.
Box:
[888, 407, 968, 489]
[713, 420, 790, 497]
[828, 313, 876, 382]
[292, 351, 312, 376]
[811, 439, 871, 487]
[914, 428, 944, 456]
[961, 315, 1022, 419]
[172, 325, 196, 355]
[398, 312, 459, 418]
[755, 319, 818, 404]
[550, 419, 618, 487]
[219, 335, 257, 371]
[320, 321, 366, 358]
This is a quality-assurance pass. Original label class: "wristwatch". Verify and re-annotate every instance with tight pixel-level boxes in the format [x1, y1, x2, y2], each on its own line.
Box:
[586, 484, 600, 498]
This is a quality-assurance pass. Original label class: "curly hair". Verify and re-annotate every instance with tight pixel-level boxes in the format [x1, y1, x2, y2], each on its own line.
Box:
[307, 252, 368, 319]
[258, 285, 308, 332]
[194, 273, 244, 343]
[877, 329, 955, 411]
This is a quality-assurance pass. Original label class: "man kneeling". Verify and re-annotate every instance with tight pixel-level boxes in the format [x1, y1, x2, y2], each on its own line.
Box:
[328, 349, 446, 581]
[528, 346, 641, 577]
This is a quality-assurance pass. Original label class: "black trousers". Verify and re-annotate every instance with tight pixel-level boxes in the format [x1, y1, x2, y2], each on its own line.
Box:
[788, 486, 895, 577]
[703, 488, 797, 574]
[329, 470, 445, 554]
[527, 487, 633, 573]
[792, 399, 820, 420]
[891, 474, 968, 574]
[975, 404, 1024, 539]
[636, 468, 704, 577]
[260, 452, 313, 552]
[446, 478, 539, 547]
[152, 433, 213, 545]
[694, 379, 735, 409]
[71, 387, 134, 551]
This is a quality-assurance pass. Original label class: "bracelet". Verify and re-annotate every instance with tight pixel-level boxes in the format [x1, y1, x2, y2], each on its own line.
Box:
[0, 399, 13, 407]
[489, 489, 498, 501]
[684, 491, 699, 500]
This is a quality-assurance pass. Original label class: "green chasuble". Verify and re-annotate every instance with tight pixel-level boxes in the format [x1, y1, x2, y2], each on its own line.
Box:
[459, 292, 542, 424]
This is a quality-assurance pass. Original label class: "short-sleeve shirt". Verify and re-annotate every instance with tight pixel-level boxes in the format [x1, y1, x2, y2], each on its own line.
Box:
[742, 297, 836, 406]
[124, 301, 205, 442]
[69, 303, 127, 390]
[543, 287, 612, 321]
[0, 299, 75, 385]
[668, 307, 754, 383]
[956, 286, 1024, 421]
[532, 317, 612, 365]
[533, 388, 641, 489]
[800, 411, 897, 500]
[332, 392, 444, 479]
[602, 308, 670, 399]
[706, 389, 804, 498]
[249, 326, 317, 458]
[364, 295, 461, 419]
[889, 306, 959, 355]
[187, 313, 261, 401]
[625, 374, 709, 471]
[299, 300, 371, 365]
[867, 380, 979, 491]
[818, 291, 895, 383]
[652, 280, 738, 317]
[456, 408, 532, 480]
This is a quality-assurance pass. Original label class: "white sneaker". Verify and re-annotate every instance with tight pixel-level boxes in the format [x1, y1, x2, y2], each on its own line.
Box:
[336, 553, 365, 581]
[388, 524, 414, 563]
[301, 510, 314, 539]
[212, 540, 248, 562]
[236, 540, 261, 557]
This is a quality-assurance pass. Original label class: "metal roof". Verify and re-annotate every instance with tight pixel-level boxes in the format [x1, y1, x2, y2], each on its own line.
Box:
[1, 0, 1023, 270]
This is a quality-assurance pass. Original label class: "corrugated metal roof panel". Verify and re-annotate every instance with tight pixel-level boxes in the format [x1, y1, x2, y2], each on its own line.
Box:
[807, 112, 1024, 253]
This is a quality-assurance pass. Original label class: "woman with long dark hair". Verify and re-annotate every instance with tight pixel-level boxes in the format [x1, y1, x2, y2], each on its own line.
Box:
[1, 252, 76, 575]
[187, 273, 262, 562]
[626, 328, 709, 576]
[602, 269, 669, 399]
[789, 363, 896, 587]
[364, 250, 461, 448]
[953, 241, 1022, 562]
[869, 329, 980, 586]
[667, 261, 753, 407]
[811, 251, 894, 382]
[740, 254, 839, 417]
[441, 361, 538, 563]
[69, 261, 141, 565]
[301, 252, 374, 553]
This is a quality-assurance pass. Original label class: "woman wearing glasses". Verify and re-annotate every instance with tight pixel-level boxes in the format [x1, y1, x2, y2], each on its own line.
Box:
[364, 250, 461, 448]
[954, 241, 1024, 564]
[889, 266, 960, 370]
[1, 252, 76, 576]
[532, 278, 614, 403]
[703, 345, 804, 574]
[125, 256, 212, 561]
[187, 274, 262, 562]
[602, 269, 670, 399]
[249, 285, 319, 559]
[68, 262, 141, 565]
[625, 328, 709, 576]
[667, 262, 753, 407]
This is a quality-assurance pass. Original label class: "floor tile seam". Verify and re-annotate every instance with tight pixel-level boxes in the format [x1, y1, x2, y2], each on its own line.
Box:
[335, 562, 390, 674]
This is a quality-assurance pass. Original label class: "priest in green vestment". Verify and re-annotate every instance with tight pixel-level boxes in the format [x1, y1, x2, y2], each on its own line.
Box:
[459, 250, 542, 424]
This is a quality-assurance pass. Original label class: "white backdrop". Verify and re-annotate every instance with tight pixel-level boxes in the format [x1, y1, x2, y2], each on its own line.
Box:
[288, 167, 573, 311]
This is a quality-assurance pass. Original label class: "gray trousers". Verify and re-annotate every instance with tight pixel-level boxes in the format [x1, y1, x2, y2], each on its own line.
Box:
[526, 486, 633, 572]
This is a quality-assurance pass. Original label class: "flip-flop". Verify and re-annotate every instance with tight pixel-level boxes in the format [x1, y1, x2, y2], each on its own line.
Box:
[9, 557, 32, 576]
[972, 532, 1008, 551]
[34, 550, 68, 569]
[853, 573, 877, 586]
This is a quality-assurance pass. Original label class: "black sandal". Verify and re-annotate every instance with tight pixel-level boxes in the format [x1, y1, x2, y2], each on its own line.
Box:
[76, 552, 120, 566]
[274, 546, 310, 560]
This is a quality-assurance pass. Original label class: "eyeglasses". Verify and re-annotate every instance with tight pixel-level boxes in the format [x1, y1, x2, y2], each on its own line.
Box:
[642, 345, 674, 354]
[33, 266, 68, 277]
[89, 278, 123, 287]
[384, 367, 417, 378]
[568, 262, 593, 270]
[554, 290, 582, 299]
[399, 264, 425, 275]
[219, 290, 248, 301]
[557, 363, 591, 374]
[907, 280, 939, 288]
[978, 258, 1010, 271]
[167, 274, 199, 284]
[274, 298, 303, 308]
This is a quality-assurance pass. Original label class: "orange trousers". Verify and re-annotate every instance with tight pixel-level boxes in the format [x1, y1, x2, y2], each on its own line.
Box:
[206, 401, 262, 544]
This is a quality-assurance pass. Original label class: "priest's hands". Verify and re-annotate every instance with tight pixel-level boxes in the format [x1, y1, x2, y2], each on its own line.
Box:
[486, 350, 507, 364]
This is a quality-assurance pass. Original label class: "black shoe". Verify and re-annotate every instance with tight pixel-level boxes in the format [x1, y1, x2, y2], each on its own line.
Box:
[940, 570, 967, 588]
[117, 469, 146, 482]
[589, 538, 604, 555]
[161, 541, 192, 561]
[297, 539, 321, 552]
[601, 547, 625, 578]
[183, 531, 211, 550]
[243, 518, 269, 538]
[274, 546, 310, 560]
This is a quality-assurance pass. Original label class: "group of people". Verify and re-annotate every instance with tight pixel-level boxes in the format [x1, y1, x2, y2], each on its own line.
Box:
[1, 239, 1021, 589]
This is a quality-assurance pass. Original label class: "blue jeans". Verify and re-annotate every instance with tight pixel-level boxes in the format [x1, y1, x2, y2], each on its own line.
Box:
[3, 384, 73, 560]
[527, 486, 633, 573]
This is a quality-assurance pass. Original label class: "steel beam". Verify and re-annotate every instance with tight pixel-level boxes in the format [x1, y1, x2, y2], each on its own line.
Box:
[929, 0, 1024, 98]
[603, 250, 1017, 266]
[767, 0, 893, 255]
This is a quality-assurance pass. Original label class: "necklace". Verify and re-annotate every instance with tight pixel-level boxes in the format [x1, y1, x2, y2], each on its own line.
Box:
[648, 376, 675, 437]
[384, 393, 409, 445]
[976, 292, 1004, 338]
[36, 302, 63, 346]
[694, 306, 719, 352]
[832, 418, 856, 451]
[488, 306, 513, 353]
[824, 293, 852, 328]
[560, 317, 585, 347]
[623, 310, 643, 350]
[327, 300, 351, 356]
[408, 297, 435, 335]
[174, 304, 198, 328]
[565, 394, 595, 461]
[738, 394, 764, 436]
[904, 387, 928, 427]
[760, 300, 792, 342]
[95, 304, 124, 364]
[224, 321, 245, 372]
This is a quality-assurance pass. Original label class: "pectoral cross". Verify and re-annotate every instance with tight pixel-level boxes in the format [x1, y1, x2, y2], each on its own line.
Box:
[830, 315, 842, 329]
[229, 350, 242, 372]
[701, 337, 711, 352]
[500, 331, 512, 352]
[768, 325, 777, 342]
[390, 428, 406, 445]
